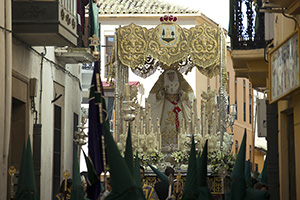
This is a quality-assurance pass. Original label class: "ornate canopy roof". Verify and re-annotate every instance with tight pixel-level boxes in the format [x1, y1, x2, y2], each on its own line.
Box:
[109, 18, 226, 79]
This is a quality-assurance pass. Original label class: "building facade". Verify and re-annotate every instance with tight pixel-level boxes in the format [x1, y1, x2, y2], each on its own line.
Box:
[0, 0, 94, 198]
[229, 0, 300, 199]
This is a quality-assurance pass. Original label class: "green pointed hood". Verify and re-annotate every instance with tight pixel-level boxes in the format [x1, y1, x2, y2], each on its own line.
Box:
[182, 135, 198, 200]
[15, 137, 39, 200]
[245, 160, 252, 187]
[82, 150, 100, 186]
[147, 162, 169, 187]
[70, 151, 85, 200]
[197, 140, 214, 200]
[258, 156, 268, 185]
[124, 125, 134, 175]
[197, 140, 208, 187]
[104, 131, 145, 200]
[133, 152, 143, 189]
[226, 129, 247, 200]
[16, 142, 26, 193]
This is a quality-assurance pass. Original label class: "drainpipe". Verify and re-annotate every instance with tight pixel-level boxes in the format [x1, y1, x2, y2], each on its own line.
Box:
[1, 0, 12, 198]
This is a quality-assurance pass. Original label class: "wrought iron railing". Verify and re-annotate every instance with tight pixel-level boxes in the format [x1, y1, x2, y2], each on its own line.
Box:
[229, 0, 266, 49]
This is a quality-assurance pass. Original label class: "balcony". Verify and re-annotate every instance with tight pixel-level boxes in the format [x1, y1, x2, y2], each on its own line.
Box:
[55, 47, 94, 65]
[229, 0, 269, 88]
[12, 0, 78, 46]
[262, 0, 300, 15]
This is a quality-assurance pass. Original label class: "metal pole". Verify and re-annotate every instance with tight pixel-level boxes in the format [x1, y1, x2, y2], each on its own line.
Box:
[219, 27, 224, 149]
[114, 27, 121, 142]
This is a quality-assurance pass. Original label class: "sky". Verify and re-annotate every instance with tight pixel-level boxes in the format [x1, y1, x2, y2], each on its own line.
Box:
[162, 0, 229, 30]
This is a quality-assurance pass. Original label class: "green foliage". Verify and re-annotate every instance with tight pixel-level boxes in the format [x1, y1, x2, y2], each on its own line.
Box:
[208, 151, 236, 175]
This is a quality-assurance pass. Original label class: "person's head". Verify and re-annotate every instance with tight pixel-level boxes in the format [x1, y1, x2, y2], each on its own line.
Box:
[253, 182, 268, 191]
[164, 167, 175, 177]
[173, 179, 183, 195]
[140, 166, 145, 179]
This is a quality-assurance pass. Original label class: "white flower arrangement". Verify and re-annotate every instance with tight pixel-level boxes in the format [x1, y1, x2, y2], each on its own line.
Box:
[171, 151, 188, 163]
[149, 149, 163, 163]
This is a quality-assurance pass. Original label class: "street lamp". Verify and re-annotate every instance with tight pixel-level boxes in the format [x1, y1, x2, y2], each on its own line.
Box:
[74, 116, 88, 159]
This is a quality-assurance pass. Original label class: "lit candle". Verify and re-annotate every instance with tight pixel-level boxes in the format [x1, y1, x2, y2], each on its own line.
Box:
[145, 112, 148, 133]
[197, 117, 200, 135]
[157, 118, 161, 150]
[125, 83, 130, 97]
[148, 104, 151, 119]
[193, 98, 197, 121]
[159, 126, 161, 150]
[191, 111, 194, 133]
[182, 119, 186, 135]
[178, 133, 180, 150]
[149, 117, 152, 133]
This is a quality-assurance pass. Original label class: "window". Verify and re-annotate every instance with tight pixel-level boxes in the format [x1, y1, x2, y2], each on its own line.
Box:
[255, 163, 258, 172]
[104, 96, 114, 122]
[249, 104, 252, 124]
[227, 96, 230, 114]
[73, 113, 78, 173]
[52, 82, 64, 199]
[104, 36, 114, 78]
[53, 105, 62, 199]
[244, 102, 246, 121]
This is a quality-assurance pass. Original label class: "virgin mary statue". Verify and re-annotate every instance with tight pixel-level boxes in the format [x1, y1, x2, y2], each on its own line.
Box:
[148, 69, 195, 151]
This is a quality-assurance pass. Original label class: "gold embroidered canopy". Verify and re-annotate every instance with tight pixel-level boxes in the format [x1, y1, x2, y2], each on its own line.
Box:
[109, 17, 225, 78]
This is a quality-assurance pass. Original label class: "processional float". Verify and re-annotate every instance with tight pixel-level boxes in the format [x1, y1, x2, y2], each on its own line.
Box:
[107, 16, 236, 170]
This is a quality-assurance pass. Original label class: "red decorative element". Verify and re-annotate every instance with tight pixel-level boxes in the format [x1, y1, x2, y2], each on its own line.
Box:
[170, 98, 181, 132]
[164, 15, 169, 21]
[160, 15, 178, 22]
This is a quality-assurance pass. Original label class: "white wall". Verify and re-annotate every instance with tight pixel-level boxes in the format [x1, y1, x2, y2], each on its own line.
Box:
[12, 43, 82, 199]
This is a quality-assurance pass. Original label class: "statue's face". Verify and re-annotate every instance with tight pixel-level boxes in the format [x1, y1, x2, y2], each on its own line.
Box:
[164, 70, 179, 94]
[167, 71, 175, 82]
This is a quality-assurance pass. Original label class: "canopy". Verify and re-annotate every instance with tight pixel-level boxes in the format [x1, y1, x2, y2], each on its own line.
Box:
[109, 20, 225, 78]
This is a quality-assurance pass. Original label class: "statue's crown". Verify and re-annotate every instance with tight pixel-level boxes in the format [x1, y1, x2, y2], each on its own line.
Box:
[160, 15, 177, 23]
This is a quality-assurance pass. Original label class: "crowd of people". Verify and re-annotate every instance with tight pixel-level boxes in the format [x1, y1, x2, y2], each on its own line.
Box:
[55, 167, 269, 200]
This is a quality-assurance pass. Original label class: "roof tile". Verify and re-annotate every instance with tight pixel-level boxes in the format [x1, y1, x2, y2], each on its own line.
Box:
[96, 0, 199, 15]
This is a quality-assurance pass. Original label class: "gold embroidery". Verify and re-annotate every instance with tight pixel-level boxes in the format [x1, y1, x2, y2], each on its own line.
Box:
[165, 94, 179, 102]
[161, 110, 178, 145]
[111, 22, 222, 78]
